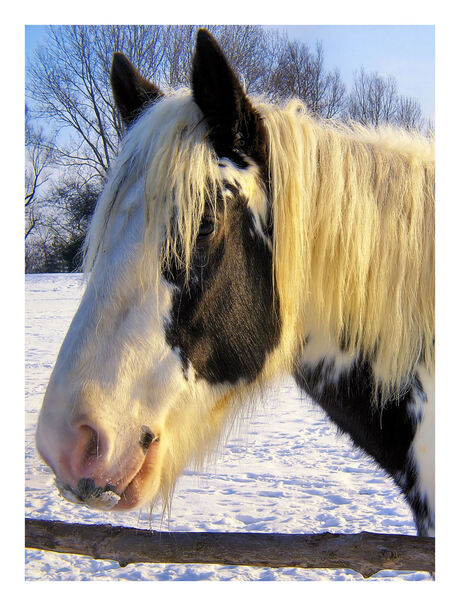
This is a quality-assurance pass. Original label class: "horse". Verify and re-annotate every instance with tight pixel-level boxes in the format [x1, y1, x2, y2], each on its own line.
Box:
[36, 29, 435, 537]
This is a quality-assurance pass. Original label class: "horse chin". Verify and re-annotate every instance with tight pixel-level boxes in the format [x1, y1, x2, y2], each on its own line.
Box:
[113, 440, 162, 511]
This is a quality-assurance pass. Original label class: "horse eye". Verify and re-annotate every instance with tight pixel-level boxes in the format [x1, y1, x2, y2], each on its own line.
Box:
[197, 218, 215, 239]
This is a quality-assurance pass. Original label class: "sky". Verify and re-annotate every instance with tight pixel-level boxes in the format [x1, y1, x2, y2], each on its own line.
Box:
[274, 25, 434, 122]
[25, 24, 434, 123]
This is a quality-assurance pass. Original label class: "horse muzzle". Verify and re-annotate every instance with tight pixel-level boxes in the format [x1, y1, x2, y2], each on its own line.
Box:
[37, 407, 162, 511]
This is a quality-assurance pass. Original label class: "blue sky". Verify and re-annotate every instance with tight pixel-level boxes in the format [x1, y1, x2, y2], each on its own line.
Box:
[25, 24, 435, 122]
[274, 25, 434, 121]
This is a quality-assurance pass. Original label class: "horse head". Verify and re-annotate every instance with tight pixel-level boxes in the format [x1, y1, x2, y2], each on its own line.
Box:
[36, 30, 281, 511]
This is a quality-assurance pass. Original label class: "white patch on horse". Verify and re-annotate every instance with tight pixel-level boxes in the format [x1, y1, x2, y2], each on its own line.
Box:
[409, 365, 435, 536]
[218, 157, 271, 248]
[299, 331, 356, 388]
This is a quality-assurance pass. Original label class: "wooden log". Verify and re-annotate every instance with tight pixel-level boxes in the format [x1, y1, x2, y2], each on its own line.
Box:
[25, 517, 434, 578]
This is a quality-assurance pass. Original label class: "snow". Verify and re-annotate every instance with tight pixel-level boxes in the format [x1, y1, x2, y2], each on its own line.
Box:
[25, 273, 431, 581]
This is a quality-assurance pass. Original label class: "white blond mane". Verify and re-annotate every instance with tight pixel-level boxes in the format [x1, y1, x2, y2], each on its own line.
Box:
[84, 91, 435, 405]
[261, 99, 434, 401]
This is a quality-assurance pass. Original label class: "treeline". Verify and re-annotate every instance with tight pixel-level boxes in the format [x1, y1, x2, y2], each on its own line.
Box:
[25, 25, 430, 273]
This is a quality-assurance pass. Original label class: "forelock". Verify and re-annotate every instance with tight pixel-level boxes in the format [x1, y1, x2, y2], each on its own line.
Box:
[84, 91, 226, 281]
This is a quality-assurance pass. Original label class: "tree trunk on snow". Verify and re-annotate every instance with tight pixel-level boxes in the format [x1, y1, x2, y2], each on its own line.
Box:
[25, 518, 434, 578]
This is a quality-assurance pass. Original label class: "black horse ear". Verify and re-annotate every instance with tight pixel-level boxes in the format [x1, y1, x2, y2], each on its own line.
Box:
[191, 29, 267, 167]
[110, 52, 163, 127]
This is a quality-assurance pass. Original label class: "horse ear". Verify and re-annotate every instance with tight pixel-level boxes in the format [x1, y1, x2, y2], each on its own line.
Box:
[110, 52, 163, 127]
[191, 29, 267, 167]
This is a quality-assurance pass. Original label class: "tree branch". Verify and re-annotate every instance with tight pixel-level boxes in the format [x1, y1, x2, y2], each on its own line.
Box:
[25, 518, 434, 578]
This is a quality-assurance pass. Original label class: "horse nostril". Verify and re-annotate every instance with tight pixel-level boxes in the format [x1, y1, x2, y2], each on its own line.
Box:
[82, 426, 99, 464]
[69, 423, 105, 477]
[139, 426, 158, 453]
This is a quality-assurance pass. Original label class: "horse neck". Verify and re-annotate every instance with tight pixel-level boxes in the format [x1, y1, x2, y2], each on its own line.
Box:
[266, 106, 434, 396]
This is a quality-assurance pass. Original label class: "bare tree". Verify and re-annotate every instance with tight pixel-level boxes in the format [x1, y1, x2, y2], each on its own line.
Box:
[25, 226, 57, 273]
[27, 25, 282, 185]
[425, 117, 435, 138]
[395, 96, 424, 131]
[25, 180, 101, 273]
[322, 69, 347, 119]
[345, 68, 423, 130]
[160, 25, 283, 95]
[160, 25, 195, 89]
[209, 25, 282, 95]
[346, 68, 397, 126]
[268, 39, 346, 118]
[26, 26, 171, 183]
[25, 107, 55, 239]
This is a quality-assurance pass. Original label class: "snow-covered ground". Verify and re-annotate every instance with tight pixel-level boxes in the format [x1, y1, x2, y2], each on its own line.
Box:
[25, 273, 431, 581]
